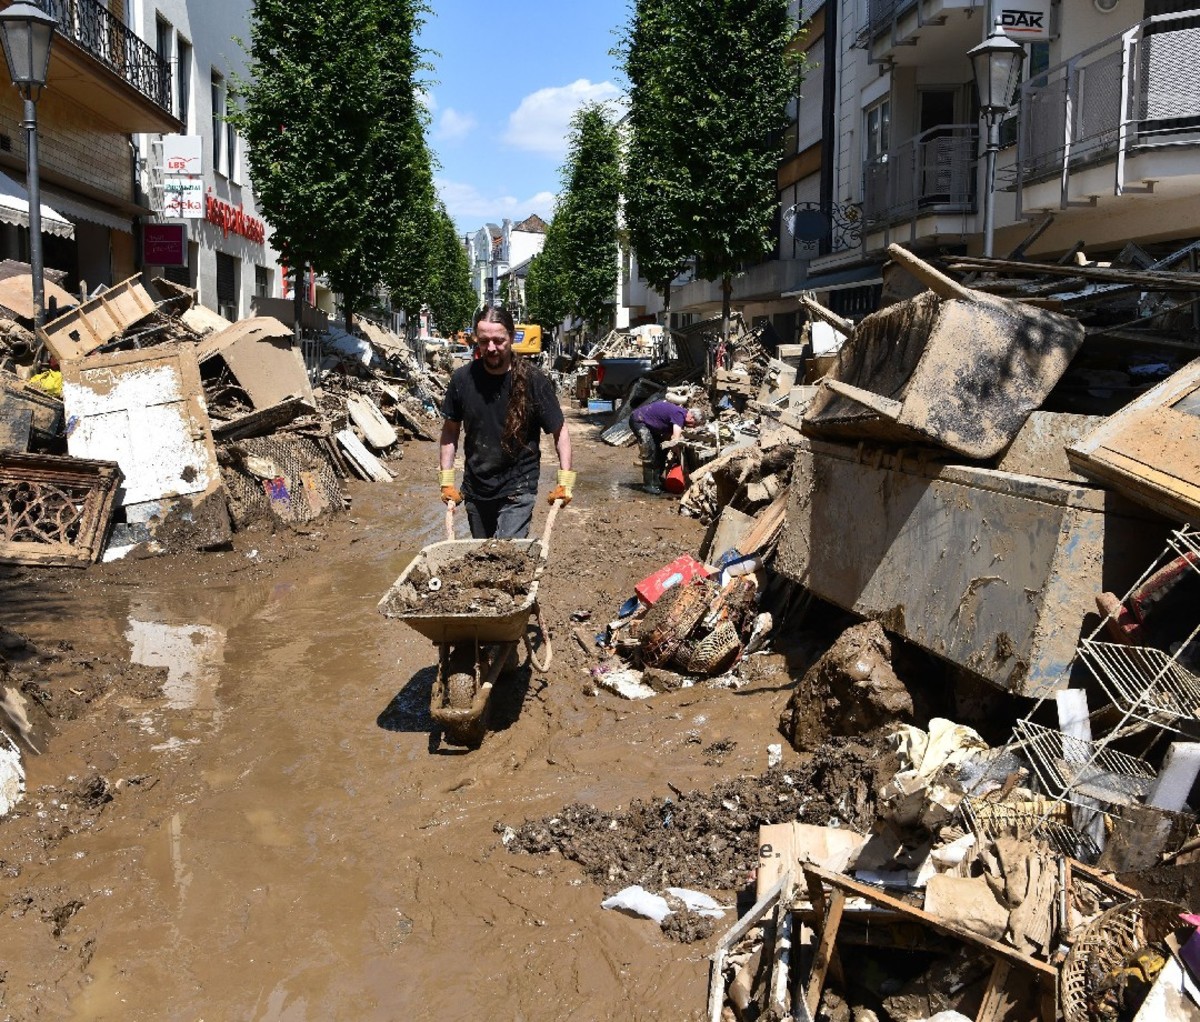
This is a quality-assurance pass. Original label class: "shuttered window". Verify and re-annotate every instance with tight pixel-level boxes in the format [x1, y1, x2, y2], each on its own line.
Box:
[216, 252, 238, 319]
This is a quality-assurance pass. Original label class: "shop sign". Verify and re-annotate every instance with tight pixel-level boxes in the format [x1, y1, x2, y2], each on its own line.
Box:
[163, 178, 204, 219]
[143, 223, 188, 267]
[993, 0, 1052, 41]
[204, 190, 266, 244]
[162, 134, 203, 175]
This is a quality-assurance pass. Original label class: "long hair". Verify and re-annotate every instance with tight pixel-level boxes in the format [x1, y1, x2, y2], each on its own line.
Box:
[473, 307, 529, 459]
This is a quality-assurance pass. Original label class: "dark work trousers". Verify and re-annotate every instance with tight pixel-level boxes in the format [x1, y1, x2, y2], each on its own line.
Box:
[464, 491, 536, 539]
[631, 420, 664, 471]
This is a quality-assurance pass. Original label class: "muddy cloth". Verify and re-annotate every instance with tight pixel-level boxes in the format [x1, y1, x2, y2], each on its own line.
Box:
[442, 360, 563, 501]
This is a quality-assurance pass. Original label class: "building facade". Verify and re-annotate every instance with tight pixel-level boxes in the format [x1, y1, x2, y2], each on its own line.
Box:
[467, 214, 548, 312]
[134, 0, 281, 320]
[0, 0, 179, 297]
[634, 0, 1200, 336]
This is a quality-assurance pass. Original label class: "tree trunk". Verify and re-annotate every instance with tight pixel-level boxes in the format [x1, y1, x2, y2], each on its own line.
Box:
[661, 279, 672, 362]
[293, 262, 304, 346]
[721, 273, 732, 343]
[344, 307, 354, 333]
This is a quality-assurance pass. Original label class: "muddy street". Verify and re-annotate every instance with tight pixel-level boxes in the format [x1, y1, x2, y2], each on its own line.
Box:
[0, 412, 803, 1021]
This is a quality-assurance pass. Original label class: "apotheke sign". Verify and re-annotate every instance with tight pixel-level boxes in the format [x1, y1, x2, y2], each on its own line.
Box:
[993, 1, 1051, 42]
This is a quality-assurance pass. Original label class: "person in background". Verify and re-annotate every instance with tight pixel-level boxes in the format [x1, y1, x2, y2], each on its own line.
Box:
[629, 400, 706, 495]
[438, 307, 573, 538]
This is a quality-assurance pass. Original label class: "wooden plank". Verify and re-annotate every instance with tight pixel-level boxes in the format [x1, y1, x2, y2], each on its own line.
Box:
[708, 871, 791, 1022]
[346, 394, 398, 449]
[335, 429, 393, 483]
[739, 490, 789, 555]
[801, 866, 1059, 982]
[805, 886, 845, 1018]
[975, 960, 1014, 1022]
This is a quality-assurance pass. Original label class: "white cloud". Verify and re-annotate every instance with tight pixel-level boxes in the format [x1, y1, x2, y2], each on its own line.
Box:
[436, 178, 556, 231]
[502, 79, 623, 158]
[416, 87, 437, 113]
[435, 107, 477, 144]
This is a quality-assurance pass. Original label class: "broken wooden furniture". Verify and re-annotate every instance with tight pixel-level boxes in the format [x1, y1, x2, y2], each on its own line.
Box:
[1067, 356, 1200, 525]
[800, 864, 1060, 1022]
[196, 316, 316, 415]
[0, 452, 121, 566]
[0, 373, 62, 452]
[803, 244, 1085, 459]
[37, 275, 156, 362]
[61, 343, 231, 553]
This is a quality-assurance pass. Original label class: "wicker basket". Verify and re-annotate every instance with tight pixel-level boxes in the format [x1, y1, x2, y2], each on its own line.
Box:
[640, 579, 715, 668]
[1060, 897, 1184, 1022]
[679, 620, 742, 675]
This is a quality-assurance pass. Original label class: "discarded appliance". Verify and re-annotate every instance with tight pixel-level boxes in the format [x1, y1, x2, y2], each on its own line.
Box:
[802, 244, 1086, 459]
[1067, 356, 1200, 524]
[61, 344, 231, 552]
[0, 451, 121, 565]
[37, 275, 157, 362]
[777, 437, 1170, 696]
[197, 316, 316, 411]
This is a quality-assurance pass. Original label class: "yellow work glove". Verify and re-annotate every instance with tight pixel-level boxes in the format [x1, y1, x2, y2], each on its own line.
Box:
[438, 468, 462, 505]
[547, 469, 576, 506]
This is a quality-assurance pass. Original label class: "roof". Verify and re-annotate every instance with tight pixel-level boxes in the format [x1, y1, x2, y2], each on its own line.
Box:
[513, 213, 548, 234]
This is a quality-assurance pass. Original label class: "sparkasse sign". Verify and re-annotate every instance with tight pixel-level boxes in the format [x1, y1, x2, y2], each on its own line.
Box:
[994, 1, 1052, 42]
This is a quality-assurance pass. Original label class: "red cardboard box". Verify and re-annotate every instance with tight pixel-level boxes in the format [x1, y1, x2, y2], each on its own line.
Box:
[635, 555, 712, 605]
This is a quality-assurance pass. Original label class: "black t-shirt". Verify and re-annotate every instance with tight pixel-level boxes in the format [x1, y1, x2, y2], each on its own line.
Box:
[442, 359, 565, 500]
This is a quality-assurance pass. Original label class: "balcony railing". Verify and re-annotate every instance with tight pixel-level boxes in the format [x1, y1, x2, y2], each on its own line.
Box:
[1017, 10, 1200, 207]
[39, 0, 171, 113]
[863, 124, 977, 234]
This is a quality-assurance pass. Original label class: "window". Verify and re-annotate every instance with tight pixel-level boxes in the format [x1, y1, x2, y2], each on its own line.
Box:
[216, 252, 238, 320]
[211, 71, 224, 175]
[865, 98, 891, 163]
[226, 90, 238, 181]
[155, 17, 170, 66]
[176, 38, 191, 130]
[254, 265, 272, 298]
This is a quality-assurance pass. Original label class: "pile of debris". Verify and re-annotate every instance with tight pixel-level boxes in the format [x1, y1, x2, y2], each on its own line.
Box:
[0, 269, 445, 565]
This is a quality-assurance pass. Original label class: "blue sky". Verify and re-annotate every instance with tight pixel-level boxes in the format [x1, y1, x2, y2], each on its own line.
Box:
[417, 1, 629, 235]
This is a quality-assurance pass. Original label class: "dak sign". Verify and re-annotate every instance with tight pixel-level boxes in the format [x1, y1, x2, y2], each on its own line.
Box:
[995, 1, 1052, 42]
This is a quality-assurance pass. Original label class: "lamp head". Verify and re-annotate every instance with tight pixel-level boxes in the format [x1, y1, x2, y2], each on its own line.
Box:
[968, 18, 1026, 117]
[0, 3, 56, 100]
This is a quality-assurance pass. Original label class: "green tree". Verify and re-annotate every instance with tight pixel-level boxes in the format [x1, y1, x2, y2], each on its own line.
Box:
[232, 0, 432, 326]
[425, 203, 476, 335]
[618, 0, 689, 329]
[620, 0, 801, 339]
[555, 103, 621, 341]
[524, 218, 571, 334]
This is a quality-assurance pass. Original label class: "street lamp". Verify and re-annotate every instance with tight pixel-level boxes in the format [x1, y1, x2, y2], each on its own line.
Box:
[968, 18, 1025, 258]
[0, 3, 57, 326]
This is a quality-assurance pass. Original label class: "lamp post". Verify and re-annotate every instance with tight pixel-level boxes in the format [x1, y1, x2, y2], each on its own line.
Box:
[968, 19, 1025, 259]
[0, 3, 57, 326]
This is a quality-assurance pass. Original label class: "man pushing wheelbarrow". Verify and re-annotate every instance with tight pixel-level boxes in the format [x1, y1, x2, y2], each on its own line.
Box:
[376, 307, 572, 750]
[437, 306, 574, 537]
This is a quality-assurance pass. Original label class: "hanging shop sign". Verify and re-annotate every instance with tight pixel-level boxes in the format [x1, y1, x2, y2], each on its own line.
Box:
[992, 0, 1052, 41]
[162, 178, 204, 219]
[161, 134, 203, 175]
[143, 223, 188, 267]
[204, 190, 266, 244]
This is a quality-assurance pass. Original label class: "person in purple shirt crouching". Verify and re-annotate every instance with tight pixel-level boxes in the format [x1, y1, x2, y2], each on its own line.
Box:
[629, 400, 706, 494]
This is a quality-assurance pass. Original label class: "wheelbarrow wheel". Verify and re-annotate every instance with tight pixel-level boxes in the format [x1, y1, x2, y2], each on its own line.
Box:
[447, 669, 476, 710]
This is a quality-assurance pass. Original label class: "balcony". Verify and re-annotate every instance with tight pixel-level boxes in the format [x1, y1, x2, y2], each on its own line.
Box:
[7, 0, 179, 132]
[1017, 10, 1200, 216]
[863, 124, 977, 240]
[865, 0, 985, 68]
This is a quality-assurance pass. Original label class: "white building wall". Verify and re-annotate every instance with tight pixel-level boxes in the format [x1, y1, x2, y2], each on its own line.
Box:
[131, 0, 281, 319]
[507, 229, 545, 268]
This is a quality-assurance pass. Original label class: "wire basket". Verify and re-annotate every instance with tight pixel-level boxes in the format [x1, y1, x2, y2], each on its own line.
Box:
[1060, 897, 1184, 1022]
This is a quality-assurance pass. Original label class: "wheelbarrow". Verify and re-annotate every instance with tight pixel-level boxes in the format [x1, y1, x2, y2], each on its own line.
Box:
[377, 500, 561, 749]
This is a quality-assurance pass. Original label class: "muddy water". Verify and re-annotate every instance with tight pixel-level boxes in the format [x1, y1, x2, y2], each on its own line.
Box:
[2, 421, 792, 1021]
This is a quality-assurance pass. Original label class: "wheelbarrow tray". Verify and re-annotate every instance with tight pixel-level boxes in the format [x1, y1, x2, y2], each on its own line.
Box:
[377, 538, 544, 645]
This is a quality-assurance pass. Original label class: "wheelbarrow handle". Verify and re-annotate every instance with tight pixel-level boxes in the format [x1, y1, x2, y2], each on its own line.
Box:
[540, 498, 564, 558]
[445, 500, 456, 542]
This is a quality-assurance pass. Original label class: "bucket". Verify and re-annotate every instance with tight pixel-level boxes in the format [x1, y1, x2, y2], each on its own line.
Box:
[663, 464, 686, 494]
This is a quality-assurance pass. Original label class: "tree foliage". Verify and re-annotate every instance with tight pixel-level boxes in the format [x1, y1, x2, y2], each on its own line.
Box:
[554, 103, 622, 337]
[232, 0, 434, 321]
[524, 219, 571, 332]
[425, 203, 476, 334]
[619, 0, 801, 336]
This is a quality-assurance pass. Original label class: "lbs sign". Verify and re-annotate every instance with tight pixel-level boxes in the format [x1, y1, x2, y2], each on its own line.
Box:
[994, 1, 1052, 42]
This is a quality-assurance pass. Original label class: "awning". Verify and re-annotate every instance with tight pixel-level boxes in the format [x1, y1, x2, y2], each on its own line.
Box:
[780, 261, 885, 297]
[38, 187, 133, 235]
[0, 170, 75, 240]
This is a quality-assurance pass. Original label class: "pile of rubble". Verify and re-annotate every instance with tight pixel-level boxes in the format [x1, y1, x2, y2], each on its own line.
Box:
[552, 239, 1200, 1020]
[0, 268, 444, 564]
